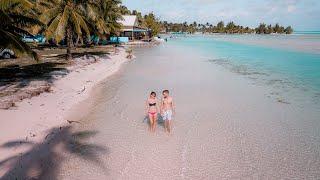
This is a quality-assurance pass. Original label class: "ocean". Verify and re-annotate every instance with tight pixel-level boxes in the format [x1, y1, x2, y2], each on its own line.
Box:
[168, 34, 320, 107]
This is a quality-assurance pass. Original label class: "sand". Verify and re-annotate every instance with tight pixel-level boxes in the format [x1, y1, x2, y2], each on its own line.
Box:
[0, 47, 128, 178]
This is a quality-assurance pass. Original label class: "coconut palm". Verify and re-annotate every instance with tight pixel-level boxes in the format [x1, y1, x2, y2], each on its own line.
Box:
[38, 0, 91, 60]
[285, 26, 293, 34]
[215, 21, 224, 33]
[144, 13, 161, 36]
[226, 22, 236, 33]
[119, 5, 130, 15]
[0, 0, 42, 60]
[93, 0, 123, 37]
[256, 23, 267, 34]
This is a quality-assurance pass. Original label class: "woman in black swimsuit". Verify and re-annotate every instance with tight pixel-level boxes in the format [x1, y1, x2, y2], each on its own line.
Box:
[145, 92, 159, 132]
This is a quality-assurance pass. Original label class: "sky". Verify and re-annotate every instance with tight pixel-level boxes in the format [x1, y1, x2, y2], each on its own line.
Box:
[122, 0, 320, 30]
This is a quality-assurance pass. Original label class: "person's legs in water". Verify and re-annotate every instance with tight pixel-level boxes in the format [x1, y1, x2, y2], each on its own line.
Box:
[166, 120, 171, 133]
[163, 110, 172, 133]
[153, 113, 157, 132]
[148, 113, 154, 132]
[149, 112, 157, 132]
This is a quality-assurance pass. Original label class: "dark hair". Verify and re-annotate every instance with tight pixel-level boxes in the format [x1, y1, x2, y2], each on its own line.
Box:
[162, 90, 169, 94]
[150, 91, 156, 96]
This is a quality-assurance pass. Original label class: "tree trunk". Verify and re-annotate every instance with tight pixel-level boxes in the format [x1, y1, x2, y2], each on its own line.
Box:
[66, 26, 72, 60]
[75, 36, 80, 47]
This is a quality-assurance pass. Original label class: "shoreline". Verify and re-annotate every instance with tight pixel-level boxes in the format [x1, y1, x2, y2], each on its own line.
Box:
[0, 47, 129, 177]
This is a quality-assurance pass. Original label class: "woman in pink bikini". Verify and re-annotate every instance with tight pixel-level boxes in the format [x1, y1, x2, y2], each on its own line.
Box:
[145, 92, 159, 132]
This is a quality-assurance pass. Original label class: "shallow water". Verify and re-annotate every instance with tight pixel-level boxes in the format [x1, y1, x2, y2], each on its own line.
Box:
[59, 38, 320, 179]
[171, 35, 320, 106]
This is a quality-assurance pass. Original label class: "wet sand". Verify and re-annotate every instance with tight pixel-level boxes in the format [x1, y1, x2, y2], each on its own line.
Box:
[57, 43, 320, 179]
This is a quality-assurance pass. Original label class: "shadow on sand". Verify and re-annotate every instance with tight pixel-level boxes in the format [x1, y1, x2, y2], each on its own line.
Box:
[0, 126, 107, 180]
[52, 51, 110, 60]
[0, 62, 68, 88]
[0, 51, 111, 88]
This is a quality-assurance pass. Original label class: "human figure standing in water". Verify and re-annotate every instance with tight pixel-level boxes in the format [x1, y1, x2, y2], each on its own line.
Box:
[160, 90, 175, 133]
[145, 92, 159, 132]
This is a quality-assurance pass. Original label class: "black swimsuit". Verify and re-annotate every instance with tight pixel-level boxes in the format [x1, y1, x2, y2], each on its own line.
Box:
[149, 103, 156, 106]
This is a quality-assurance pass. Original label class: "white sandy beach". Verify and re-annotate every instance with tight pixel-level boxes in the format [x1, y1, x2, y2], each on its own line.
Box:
[0, 47, 128, 178]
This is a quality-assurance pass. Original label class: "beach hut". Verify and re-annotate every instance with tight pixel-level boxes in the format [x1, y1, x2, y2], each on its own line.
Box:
[117, 15, 149, 41]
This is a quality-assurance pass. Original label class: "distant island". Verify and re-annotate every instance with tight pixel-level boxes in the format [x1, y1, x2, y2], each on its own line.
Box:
[120, 6, 293, 35]
[160, 21, 293, 35]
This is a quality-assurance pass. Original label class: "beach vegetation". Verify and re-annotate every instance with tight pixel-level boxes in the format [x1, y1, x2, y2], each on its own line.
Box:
[0, 0, 42, 60]
[159, 20, 293, 35]
[285, 26, 293, 34]
[144, 13, 161, 36]
[37, 0, 92, 60]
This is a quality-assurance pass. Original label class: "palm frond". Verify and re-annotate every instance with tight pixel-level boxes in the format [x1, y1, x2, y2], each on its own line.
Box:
[54, 5, 70, 42]
[39, 7, 61, 24]
[45, 14, 62, 40]
[0, 29, 39, 61]
[9, 14, 43, 27]
[0, 0, 33, 10]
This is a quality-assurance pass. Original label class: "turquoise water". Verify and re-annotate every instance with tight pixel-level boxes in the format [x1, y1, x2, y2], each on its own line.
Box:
[168, 35, 320, 105]
[294, 31, 320, 35]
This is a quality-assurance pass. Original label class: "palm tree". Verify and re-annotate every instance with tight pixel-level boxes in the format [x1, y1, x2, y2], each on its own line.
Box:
[97, 0, 123, 36]
[119, 5, 131, 15]
[226, 22, 235, 33]
[256, 23, 267, 34]
[38, 0, 91, 60]
[0, 0, 41, 60]
[144, 13, 161, 36]
[273, 23, 280, 33]
[216, 21, 224, 33]
[284, 26, 293, 34]
[266, 24, 273, 34]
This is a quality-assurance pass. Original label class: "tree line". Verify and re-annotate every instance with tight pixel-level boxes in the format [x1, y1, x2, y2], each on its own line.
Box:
[160, 21, 293, 35]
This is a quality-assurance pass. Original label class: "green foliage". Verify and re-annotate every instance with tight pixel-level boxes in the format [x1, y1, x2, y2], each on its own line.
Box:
[256, 23, 267, 34]
[255, 23, 292, 34]
[217, 21, 224, 32]
[92, 0, 123, 36]
[285, 26, 293, 34]
[37, 0, 93, 60]
[0, 0, 41, 60]
[160, 20, 292, 34]
[119, 5, 131, 15]
[38, 0, 91, 44]
[144, 13, 161, 36]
